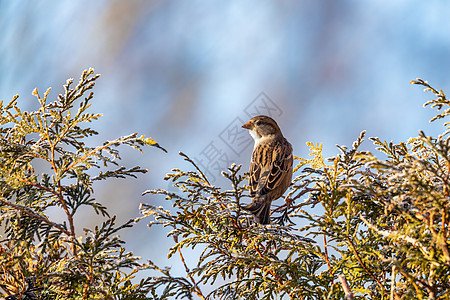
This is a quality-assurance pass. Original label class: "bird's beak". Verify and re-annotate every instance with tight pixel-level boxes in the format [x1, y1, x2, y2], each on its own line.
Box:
[242, 121, 252, 130]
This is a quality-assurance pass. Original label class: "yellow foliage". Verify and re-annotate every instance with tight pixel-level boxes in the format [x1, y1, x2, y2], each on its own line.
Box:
[293, 142, 325, 173]
[140, 135, 157, 145]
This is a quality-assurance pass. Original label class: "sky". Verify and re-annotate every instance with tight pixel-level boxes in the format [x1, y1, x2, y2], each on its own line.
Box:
[1, 0, 450, 290]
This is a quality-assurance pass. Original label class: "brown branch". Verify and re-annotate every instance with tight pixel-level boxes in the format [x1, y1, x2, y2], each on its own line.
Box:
[390, 265, 396, 300]
[63, 139, 119, 173]
[290, 187, 319, 202]
[338, 275, 354, 300]
[272, 188, 320, 213]
[323, 234, 332, 272]
[12, 174, 58, 197]
[360, 215, 430, 257]
[0, 198, 71, 236]
[48, 142, 77, 256]
[346, 236, 384, 292]
[394, 263, 432, 296]
[251, 243, 295, 299]
[173, 235, 206, 300]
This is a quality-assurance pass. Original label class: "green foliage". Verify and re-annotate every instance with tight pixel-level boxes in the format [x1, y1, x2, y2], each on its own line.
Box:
[140, 80, 450, 299]
[0, 69, 165, 299]
[141, 154, 336, 300]
[2, 70, 449, 299]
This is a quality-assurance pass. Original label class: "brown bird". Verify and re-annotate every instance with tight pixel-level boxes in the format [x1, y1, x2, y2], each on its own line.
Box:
[241, 115, 293, 224]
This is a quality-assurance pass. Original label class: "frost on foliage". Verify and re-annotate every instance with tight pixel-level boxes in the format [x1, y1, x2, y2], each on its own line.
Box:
[140, 79, 450, 300]
[0, 69, 165, 299]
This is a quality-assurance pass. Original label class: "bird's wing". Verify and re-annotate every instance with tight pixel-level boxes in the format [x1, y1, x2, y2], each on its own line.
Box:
[249, 139, 293, 198]
[248, 153, 261, 198]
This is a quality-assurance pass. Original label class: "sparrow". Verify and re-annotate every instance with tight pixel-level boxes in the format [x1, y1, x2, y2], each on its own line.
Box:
[241, 115, 293, 224]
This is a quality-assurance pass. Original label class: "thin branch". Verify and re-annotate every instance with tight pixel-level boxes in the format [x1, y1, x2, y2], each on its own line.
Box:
[251, 243, 294, 299]
[12, 174, 59, 197]
[63, 139, 119, 174]
[290, 187, 319, 203]
[394, 263, 432, 296]
[0, 198, 71, 236]
[338, 275, 353, 300]
[49, 142, 77, 256]
[441, 161, 450, 263]
[323, 233, 332, 272]
[360, 215, 430, 258]
[179, 151, 211, 186]
[272, 188, 319, 213]
[346, 236, 384, 292]
[390, 265, 396, 300]
[173, 235, 206, 300]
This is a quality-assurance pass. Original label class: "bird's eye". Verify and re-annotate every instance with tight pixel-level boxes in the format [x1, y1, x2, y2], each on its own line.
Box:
[256, 120, 262, 126]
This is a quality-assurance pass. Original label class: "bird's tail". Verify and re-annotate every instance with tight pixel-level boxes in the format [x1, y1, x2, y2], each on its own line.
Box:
[242, 197, 271, 225]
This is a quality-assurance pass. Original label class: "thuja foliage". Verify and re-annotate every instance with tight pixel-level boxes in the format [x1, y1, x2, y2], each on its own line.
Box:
[2, 71, 450, 300]
[141, 79, 450, 299]
[0, 69, 166, 299]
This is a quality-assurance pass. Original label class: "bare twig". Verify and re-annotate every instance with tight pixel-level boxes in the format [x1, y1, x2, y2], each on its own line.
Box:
[323, 234, 332, 272]
[272, 188, 319, 213]
[338, 275, 353, 300]
[290, 187, 319, 203]
[390, 265, 396, 300]
[173, 235, 206, 300]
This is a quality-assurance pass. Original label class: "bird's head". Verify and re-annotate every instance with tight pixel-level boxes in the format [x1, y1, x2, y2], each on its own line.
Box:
[242, 115, 283, 142]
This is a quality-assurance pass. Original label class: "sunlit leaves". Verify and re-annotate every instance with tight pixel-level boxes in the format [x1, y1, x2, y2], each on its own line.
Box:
[139, 80, 450, 299]
[2, 71, 450, 299]
[0, 69, 165, 298]
[294, 142, 325, 173]
[141, 153, 329, 300]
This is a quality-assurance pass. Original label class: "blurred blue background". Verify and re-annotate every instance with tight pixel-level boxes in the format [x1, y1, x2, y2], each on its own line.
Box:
[2, 0, 450, 291]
